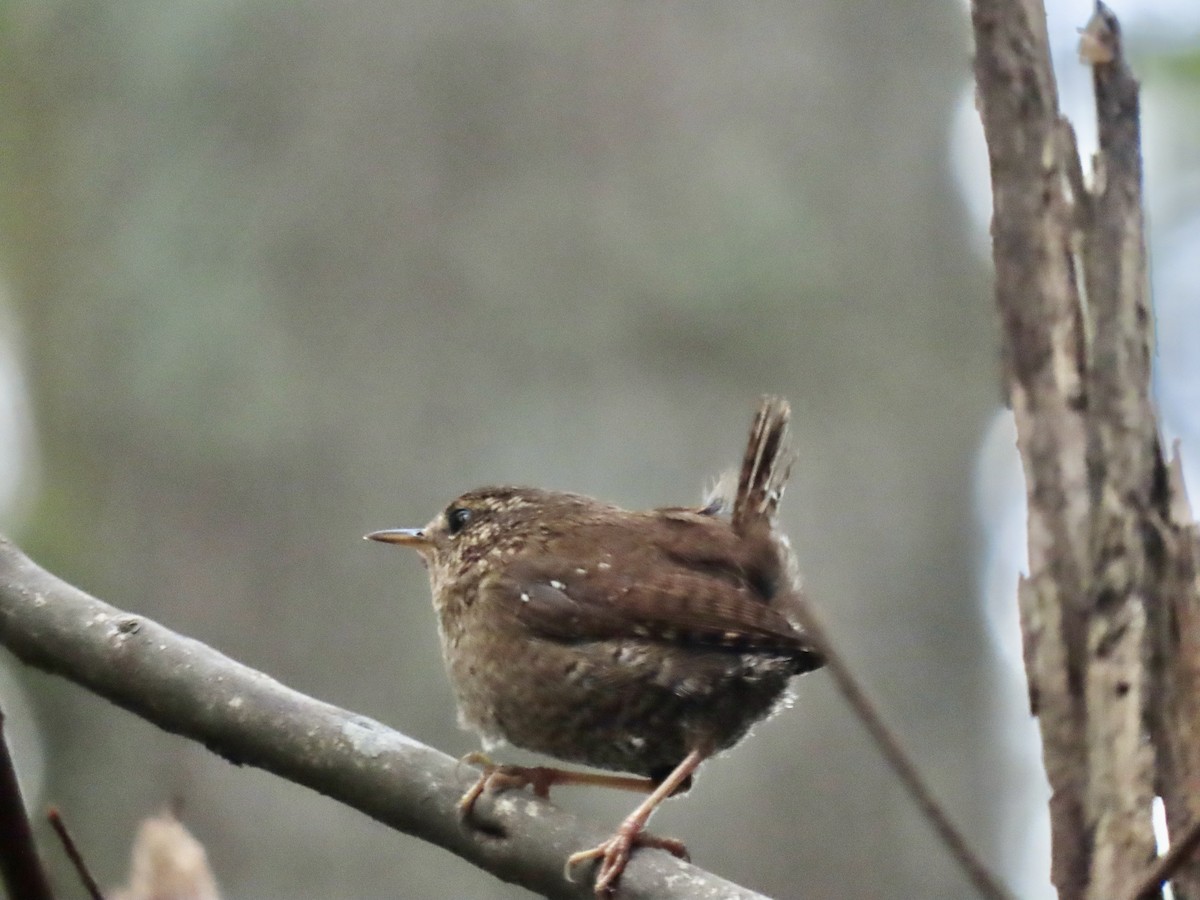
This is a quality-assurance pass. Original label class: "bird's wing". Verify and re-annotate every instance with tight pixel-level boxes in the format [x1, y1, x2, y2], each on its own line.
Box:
[485, 555, 821, 668]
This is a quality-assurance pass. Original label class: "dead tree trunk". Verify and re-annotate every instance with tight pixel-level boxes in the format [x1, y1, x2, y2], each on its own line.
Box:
[970, 2, 1200, 898]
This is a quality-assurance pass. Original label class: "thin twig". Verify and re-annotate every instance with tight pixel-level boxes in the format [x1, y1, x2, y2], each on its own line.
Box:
[792, 601, 1015, 900]
[0, 706, 56, 900]
[47, 807, 104, 900]
[1128, 816, 1200, 900]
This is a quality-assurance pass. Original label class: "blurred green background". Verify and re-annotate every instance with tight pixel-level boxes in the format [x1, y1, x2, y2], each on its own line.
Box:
[1, 1, 1197, 898]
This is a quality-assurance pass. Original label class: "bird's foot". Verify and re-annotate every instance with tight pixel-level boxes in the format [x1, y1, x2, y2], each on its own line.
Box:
[565, 824, 689, 897]
[456, 752, 565, 824]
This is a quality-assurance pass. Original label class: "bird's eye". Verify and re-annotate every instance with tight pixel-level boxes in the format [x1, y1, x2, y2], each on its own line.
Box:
[446, 507, 473, 535]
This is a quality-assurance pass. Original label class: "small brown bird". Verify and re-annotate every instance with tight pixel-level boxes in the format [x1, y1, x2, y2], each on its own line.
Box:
[368, 396, 823, 895]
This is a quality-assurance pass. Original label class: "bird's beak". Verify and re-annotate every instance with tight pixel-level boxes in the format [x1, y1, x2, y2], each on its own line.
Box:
[365, 528, 433, 551]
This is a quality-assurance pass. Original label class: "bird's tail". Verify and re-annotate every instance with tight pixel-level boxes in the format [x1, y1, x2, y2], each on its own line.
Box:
[731, 396, 792, 535]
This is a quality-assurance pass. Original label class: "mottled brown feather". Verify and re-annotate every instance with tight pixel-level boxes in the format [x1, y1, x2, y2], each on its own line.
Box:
[492, 555, 820, 672]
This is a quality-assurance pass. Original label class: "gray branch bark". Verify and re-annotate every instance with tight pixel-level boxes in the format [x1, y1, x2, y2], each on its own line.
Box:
[0, 537, 767, 900]
[970, 2, 1200, 899]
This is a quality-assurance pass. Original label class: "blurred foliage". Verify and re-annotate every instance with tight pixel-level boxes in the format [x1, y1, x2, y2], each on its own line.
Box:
[1154, 47, 1200, 80]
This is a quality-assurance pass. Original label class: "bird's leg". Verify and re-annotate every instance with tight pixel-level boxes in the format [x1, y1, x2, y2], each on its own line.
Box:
[456, 752, 658, 823]
[565, 748, 705, 897]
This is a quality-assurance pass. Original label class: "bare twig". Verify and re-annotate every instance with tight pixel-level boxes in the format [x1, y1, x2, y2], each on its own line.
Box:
[790, 601, 1013, 900]
[0, 705, 56, 900]
[47, 807, 104, 900]
[0, 536, 766, 900]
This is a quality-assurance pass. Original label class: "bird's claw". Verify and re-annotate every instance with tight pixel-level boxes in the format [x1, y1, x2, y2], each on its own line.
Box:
[456, 754, 560, 825]
[565, 828, 689, 896]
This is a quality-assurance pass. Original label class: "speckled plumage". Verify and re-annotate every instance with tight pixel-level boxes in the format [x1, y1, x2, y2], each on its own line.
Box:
[424, 484, 819, 778]
[369, 396, 823, 894]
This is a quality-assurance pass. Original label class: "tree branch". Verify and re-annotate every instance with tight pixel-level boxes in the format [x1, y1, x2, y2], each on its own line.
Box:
[0, 704, 55, 900]
[971, 1, 1092, 893]
[0, 536, 767, 900]
[1075, 7, 1160, 898]
[1130, 817, 1200, 900]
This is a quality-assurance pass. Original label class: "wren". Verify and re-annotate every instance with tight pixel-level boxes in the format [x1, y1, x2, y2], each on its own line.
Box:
[368, 396, 823, 896]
